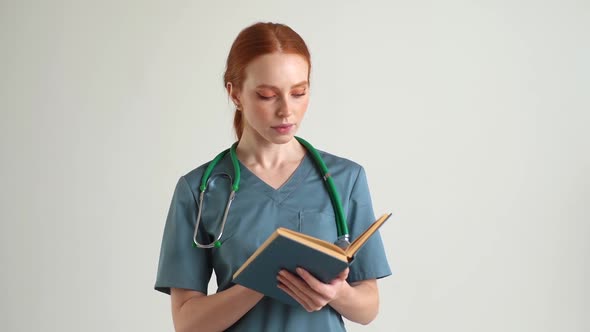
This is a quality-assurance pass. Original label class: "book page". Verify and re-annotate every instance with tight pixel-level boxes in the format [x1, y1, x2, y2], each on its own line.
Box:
[345, 213, 391, 257]
[277, 228, 347, 260]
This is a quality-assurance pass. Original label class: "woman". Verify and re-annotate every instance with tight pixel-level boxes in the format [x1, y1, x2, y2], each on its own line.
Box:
[155, 22, 391, 332]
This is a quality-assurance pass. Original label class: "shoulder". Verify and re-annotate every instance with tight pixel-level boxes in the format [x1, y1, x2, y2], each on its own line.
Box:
[314, 149, 374, 206]
[315, 149, 366, 183]
[182, 161, 210, 187]
[175, 153, 230, 193]
[316, 149, 364, 172]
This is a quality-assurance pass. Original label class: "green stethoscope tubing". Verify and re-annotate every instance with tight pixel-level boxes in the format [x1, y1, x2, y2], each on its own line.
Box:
[192, 136, 350, 249]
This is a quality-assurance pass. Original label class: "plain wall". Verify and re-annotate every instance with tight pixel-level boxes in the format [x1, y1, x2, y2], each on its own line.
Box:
[1, 0, 588, 331]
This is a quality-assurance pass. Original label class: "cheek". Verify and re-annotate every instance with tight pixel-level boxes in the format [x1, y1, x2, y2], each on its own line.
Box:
[242, 97, 269, 113]
[298, 98, 310, 112]
[243, 103, 273, 124]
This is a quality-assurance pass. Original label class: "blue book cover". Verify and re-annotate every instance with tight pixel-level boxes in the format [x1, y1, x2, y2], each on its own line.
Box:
[232, 213, 391, 307]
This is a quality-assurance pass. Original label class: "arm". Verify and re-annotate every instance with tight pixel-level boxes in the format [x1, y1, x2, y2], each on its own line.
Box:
[277, 268, 380, 325]
[329, 279, 379, 325]
[171, 285, 264, 332]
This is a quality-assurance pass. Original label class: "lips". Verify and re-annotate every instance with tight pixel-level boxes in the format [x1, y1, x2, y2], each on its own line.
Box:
[272, 124, 294, 134]
[272, 124, 293, 129]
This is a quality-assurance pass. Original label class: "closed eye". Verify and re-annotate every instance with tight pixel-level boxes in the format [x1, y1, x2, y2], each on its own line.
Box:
[256, 91, 307, 100]
[257, 93, 276, 100]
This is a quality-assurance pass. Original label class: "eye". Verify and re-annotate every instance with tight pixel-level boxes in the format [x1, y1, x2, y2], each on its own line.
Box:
[257, 93, 276, 100]
[292, 89, 307, 98]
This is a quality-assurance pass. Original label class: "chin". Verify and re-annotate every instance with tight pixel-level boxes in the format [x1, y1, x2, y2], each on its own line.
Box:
[265, 131, 297, 145]
[270, 135, 294, 145]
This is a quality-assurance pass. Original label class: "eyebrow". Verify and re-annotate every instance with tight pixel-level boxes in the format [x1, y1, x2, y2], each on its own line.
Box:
[255, 81, 308, 89]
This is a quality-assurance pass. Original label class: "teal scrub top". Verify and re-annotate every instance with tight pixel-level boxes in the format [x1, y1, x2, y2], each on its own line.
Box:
[155, 149, 391, 331]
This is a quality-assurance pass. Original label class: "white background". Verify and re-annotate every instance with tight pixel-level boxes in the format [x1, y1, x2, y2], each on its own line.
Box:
[1, 1, 588, 331]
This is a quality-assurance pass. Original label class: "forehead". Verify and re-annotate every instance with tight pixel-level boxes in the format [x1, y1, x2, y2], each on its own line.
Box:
[243, 53, 309, 88]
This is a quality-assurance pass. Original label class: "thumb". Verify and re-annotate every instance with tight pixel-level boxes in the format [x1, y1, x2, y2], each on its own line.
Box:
[337, 267, 349, 280]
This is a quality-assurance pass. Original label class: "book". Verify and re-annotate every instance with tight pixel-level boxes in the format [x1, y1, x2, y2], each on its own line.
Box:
[232, 213, 392, 307]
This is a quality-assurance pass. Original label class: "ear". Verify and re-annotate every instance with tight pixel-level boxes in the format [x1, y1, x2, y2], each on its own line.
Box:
[226, 82, 241, 107]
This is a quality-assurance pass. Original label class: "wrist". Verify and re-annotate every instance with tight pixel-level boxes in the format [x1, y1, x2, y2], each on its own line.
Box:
[330, 281, 354, 305]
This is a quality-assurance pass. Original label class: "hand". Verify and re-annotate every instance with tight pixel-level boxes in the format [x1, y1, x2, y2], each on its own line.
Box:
[277, 267, 350, 312]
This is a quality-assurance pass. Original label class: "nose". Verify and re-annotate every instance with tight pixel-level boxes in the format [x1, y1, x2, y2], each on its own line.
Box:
[276, 97, 293, 118]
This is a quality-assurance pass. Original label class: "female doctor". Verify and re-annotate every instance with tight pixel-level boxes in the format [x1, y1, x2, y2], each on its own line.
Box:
[155, 22, 391, 332]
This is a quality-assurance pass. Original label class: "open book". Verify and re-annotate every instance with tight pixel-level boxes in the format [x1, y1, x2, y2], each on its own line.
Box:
[232, 213, 392, 306]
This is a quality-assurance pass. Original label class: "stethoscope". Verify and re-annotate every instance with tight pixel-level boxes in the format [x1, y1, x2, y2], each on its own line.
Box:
[192, 136, 351, 250]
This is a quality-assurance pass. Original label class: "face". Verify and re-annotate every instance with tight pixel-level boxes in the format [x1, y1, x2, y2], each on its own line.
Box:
[229, 52, 310, 145]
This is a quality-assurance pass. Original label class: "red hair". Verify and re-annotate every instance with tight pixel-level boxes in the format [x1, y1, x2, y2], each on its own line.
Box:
[223, 22, 311, 140]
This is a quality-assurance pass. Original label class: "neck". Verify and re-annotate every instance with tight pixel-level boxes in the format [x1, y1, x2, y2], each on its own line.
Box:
[236, 131, 305, 169]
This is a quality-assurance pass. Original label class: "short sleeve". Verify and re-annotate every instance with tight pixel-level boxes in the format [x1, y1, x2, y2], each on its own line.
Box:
[154, 176, 213, 295]
[346, 166, 392, 283]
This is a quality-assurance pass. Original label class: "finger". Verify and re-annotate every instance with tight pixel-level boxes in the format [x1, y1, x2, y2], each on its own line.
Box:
[331, 268, 349, 285]
[277, 281, 311, 311]
[283, 272, 330, 310]
[277, 275, 316, 311]
[296, 268, 331, 298]
[338, 267, 350, 280]
[280, 270, 314, 294]
[278, 272, 312, 298]
[280, 272, 330, 311]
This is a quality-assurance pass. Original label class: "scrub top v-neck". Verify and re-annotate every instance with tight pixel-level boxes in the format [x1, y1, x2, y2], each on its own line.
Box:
[236, 153, 312, 204]
[155, 150, 391, 332]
